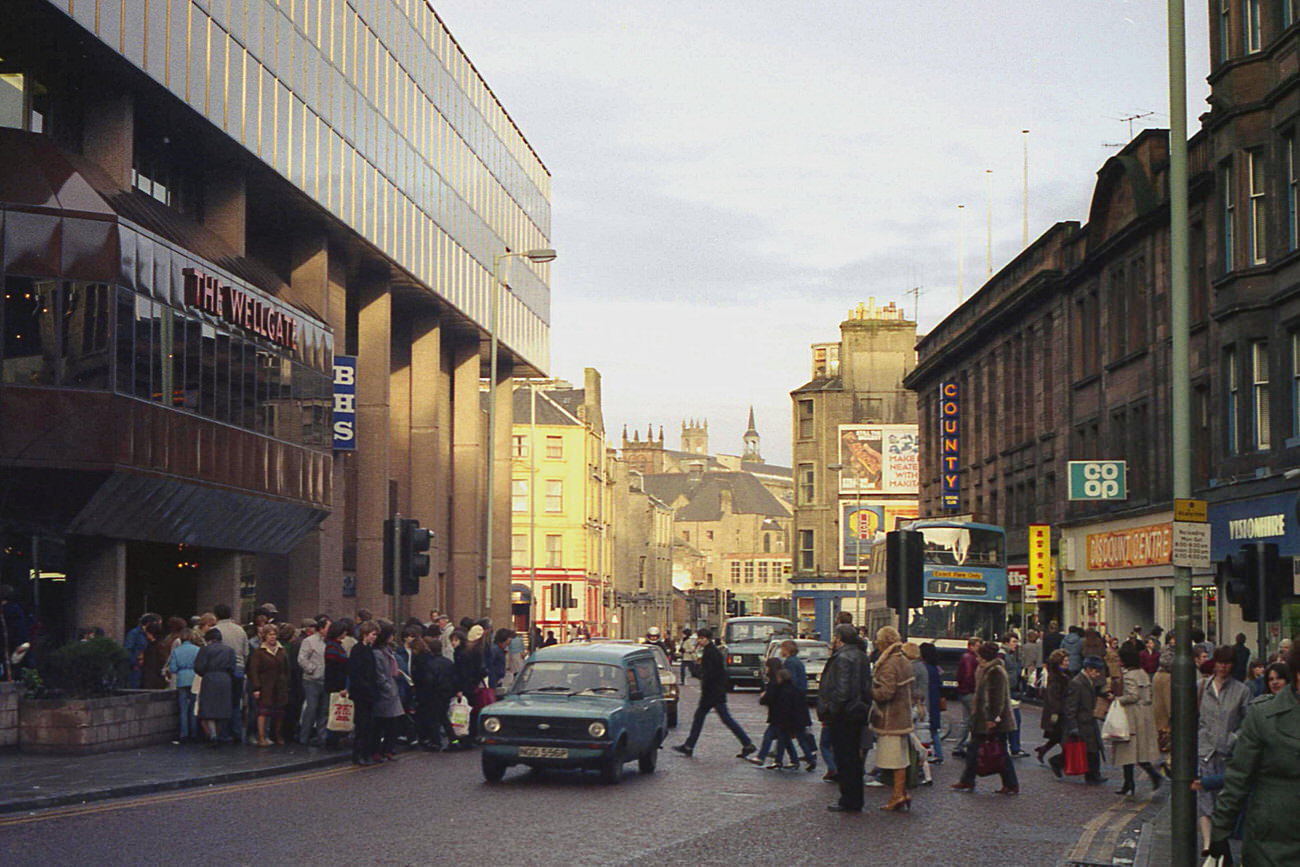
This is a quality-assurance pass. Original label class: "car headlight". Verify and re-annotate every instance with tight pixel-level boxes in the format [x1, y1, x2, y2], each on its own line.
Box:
[483, 717, 501, 733]
[588, 721, 607, 738]
[727, 655, 740, 664]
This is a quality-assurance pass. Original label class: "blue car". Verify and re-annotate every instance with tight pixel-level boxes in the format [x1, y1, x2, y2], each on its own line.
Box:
[478, 643, 668, 784]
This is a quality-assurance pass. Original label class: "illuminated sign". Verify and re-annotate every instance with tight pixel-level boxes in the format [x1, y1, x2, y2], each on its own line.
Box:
[1029, 523, 1055, 599]
[183, 267, 300, 350]
[840, 501, 918, 569]
[333, 356, 357, 451]
[939, 381, 960, 510]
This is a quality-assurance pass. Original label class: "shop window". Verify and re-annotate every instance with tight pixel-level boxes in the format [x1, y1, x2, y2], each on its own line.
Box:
[60, 282, 111, 389]
[2, 276, 57, 385]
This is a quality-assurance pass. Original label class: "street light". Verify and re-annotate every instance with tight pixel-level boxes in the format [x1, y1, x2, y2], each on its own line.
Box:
[486, 248, 556, 618]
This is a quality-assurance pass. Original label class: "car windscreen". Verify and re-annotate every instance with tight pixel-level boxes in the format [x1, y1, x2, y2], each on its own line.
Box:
[799, 645, 830, 662]
[726, 622, 793, 643]
[512, 661, 628, 697]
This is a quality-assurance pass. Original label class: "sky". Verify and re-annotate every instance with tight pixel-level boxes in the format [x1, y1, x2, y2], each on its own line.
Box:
[434, 0, 1212, 467]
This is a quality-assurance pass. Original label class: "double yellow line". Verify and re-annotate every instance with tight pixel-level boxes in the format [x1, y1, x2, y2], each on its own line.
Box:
[0, 763, 361, 828]
[1063, 794, 1152, 863]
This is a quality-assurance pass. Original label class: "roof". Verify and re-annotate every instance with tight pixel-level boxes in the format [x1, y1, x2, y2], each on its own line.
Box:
[529, 643, 656, 665]
[508, 387, 585, 426]
[792, 376, 843, 394]
[642, 471, 791, 521]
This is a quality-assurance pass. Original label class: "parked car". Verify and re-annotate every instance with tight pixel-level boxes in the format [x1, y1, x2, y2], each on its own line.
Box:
[723, 616, 794, 687]
[477, 643, 668, 784]
[764, 638, 831, 700]
[579, 639, 679, 727]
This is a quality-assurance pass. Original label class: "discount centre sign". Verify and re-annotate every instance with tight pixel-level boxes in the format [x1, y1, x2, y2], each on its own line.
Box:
[1068, 460, 1127, 501]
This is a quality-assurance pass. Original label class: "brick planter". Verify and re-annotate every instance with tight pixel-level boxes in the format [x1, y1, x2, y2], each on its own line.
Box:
[0, 682, 18, 749]
[19, 690, 179, 755]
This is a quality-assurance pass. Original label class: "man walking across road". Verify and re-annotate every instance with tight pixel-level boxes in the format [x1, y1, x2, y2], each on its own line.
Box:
[818, 624, 872, 812]
[672, 628, 756, 760]
[951, 636, 980, 757]
[1050, 655, 1109, 784]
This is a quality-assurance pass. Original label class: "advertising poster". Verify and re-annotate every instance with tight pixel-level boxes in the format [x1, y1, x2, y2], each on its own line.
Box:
[840, 501, 919, 569]
[838, 425, 919, 494]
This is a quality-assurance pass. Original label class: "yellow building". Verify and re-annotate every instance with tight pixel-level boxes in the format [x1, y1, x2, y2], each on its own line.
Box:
[510, 370, 612, 640]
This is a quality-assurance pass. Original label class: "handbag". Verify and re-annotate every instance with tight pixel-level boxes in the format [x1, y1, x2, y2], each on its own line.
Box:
[472, 679, 497, 710]
[326, 693, 355, 733]
[449, 696, 472, 737]
[1062, 735, 1089, 776]
[1101, 700, 1131, 742]
[976, 737, 1006, 776]
[190, 673, 203, 699]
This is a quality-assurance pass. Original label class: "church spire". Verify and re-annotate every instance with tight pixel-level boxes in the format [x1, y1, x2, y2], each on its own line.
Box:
[743, 406, 762, 463]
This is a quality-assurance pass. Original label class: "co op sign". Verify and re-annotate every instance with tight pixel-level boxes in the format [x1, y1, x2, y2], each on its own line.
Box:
[1068, 461, 1127, 501]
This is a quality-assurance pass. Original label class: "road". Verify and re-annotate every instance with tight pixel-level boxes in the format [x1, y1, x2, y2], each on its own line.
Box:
[0, 683, 1156, 866]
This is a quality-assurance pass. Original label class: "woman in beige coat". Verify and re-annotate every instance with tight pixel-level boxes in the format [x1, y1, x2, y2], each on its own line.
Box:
[1113, 642, 1163, 796]
[871, 626, 914, 812]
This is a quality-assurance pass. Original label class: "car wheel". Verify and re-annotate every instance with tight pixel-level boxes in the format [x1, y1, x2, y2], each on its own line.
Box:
[667, 705, 678, 727]
[600, 753, 625, 784]
[481, 754, 507, 783]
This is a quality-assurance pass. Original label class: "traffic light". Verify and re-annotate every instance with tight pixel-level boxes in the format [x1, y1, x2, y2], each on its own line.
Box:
[1219, 543, 1287, 623]
[725, 590, 737, 616]
[383, 517, 434, 596]
[402, 518, 433, 596]
[886, 529, 924, 612]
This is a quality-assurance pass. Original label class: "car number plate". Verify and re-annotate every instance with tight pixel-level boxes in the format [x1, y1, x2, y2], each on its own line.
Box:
[519, 746, 568, 758]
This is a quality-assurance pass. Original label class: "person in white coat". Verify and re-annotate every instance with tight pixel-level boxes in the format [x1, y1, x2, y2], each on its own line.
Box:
[1112, 642, 1162, 796]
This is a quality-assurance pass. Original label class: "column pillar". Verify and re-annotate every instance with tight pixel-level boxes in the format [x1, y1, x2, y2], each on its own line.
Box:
[82, 89, 133, 189]
[490, 362, 514, 628]
[68, 537, 126, 641]
[449, 338, 483, 619]
[409, 315, 444, 618]
[355, 276, 392, 614]
[197, 551, 242, 620]
[203, 167, 248, 257]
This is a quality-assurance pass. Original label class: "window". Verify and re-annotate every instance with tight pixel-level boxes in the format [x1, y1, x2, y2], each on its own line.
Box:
[1220, 0, 1232, 61]
[1222, 161, 1236, 273]
[512, 479, 528, 512]
[1253, 341, 1271, 450]
[743, 561, 755, 584]
[758, 560, 770, 581]
[798, 399, 814, 439]
[1287, 0, 1296, 28]
[798, 530, 815, 572]
[1292, 333, 1300, 437]
[763, 533, 772, 553]
[1245, 0, 1262, 52]
[511, 434, 527, 458]
[797, 463, 815, 505]
[0, 69, 48, 133]
[1107, 269, 1128, 359]
[545, 436, 563, 459]
[1288, 135, 1298, 252]
[1249, 150, 1266, 264]
[545, 535, 562, 568]
[511, 534, 527, 565]
[857, 396, 883, 422]
[545, 480, 563, 512]
[730, 561, 741, 581]
[1227, 346, 1240, 454]
[705, 530, 714, 541]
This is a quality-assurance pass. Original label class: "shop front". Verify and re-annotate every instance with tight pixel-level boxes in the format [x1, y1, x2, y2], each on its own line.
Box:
[1209, 488, 1300, 654]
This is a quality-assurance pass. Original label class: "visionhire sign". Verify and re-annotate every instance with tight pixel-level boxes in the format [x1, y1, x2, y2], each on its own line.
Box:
[939, 381, 960, 510]
[183, 268, 300, 350]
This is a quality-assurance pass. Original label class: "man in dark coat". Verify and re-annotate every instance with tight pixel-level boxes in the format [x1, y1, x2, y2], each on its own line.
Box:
[817, 624, 872, 812]
[347, 622, 380, 766]
[1049, 655, 1109, 783]
[672, 627, 756, 759]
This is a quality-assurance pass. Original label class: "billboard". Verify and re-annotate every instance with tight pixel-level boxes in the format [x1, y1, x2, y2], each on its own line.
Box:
[840, 501, 919, 569]
[838, 425, 920, 494]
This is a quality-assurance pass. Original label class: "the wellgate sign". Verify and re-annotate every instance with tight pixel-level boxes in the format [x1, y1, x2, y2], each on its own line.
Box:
[183, 267, 301, 350]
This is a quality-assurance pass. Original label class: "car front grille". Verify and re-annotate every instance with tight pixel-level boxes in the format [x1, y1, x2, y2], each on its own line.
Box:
[495, 716, 590, 739]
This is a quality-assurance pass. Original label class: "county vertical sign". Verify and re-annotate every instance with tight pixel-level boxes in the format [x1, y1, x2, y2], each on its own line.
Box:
[939, 381, 960, 510]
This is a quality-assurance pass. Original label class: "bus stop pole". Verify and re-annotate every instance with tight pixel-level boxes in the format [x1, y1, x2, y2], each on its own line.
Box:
[1166, 2, 1197, 862]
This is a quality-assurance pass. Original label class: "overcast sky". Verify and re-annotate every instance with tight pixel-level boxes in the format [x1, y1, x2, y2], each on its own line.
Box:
[434, 0, 1211, 466]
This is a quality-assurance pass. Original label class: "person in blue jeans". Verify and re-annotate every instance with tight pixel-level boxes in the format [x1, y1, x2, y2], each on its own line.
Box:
[776, 640, 818, 771]
[920, 642, 944, 763]
[672, 628, 756, 759]
[168, 629, 201, 742]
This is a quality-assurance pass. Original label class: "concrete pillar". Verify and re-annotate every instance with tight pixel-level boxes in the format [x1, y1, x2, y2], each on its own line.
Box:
[449, 338, 483, 619]
[490, 362, 514, 628]
[197, 551, 242, 619]
[204, 167, 248, 257]
[355, 276, 392, 613]
[82, 89, 133, 189]
[408, 315, 444, 619]
[68, 537, 126, 641]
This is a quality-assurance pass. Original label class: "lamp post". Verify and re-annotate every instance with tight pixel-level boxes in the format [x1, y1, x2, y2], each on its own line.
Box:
[827, 462, 865, 622]
[487, 249, 556, 620]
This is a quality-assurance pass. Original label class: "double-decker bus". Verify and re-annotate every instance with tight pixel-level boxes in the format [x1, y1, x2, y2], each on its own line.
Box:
[865, 520, 1007, 688]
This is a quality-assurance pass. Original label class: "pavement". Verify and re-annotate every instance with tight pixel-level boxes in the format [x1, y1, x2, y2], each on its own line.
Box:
[0, 740, 349, 814]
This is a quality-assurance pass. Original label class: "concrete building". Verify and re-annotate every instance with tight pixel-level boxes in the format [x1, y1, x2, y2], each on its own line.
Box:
[508, 372, 610, 640]
[608, 458, 674, 640]
[0, 0, 551, 638]
[789, 301, 919, 638]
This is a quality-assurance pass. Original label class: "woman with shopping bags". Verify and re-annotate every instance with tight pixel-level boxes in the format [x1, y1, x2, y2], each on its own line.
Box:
[1112, 642, 1162, 796]
[951, 641, 1019, 795]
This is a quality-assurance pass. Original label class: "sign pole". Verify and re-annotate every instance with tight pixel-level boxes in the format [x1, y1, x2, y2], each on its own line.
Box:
[1167, 1, 1197, 862]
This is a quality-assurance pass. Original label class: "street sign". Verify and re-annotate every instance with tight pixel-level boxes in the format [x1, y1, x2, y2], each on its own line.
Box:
[1293, 557, 1300, 597]
[1068, 461, 1127, 500]
[1172, 521, 1211, 568]
[1174, 498, 1208, 523]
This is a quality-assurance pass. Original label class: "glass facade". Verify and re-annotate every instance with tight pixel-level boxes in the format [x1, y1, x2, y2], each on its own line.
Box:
[46, 0, 552, 371]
